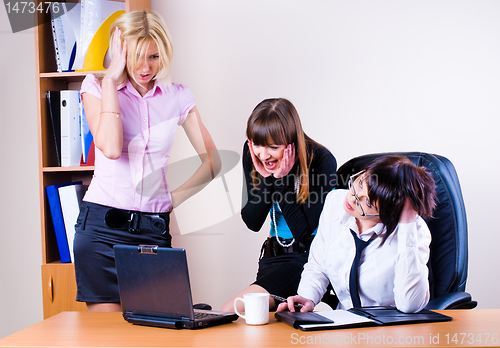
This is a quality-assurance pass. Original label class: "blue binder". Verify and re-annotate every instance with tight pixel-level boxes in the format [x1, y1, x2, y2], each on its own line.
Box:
[46, 181, 82, 263]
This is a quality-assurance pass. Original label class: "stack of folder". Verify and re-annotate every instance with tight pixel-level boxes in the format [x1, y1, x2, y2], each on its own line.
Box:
[50, 0, 125, 72]
[46, 182, 88, 263]
[47, 90, 94, 167]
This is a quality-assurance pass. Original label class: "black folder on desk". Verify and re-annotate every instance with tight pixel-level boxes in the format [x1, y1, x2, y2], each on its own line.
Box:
[275, 306, 452, 331]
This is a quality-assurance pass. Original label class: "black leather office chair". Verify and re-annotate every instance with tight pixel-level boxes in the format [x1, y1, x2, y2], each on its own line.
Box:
[321, 152, 477, 310]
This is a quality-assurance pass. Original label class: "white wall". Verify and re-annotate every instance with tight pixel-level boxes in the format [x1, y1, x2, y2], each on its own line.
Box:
[0, 0, 499, 339]
[154, 0, 500, 311]
[0, 8, 43, 339]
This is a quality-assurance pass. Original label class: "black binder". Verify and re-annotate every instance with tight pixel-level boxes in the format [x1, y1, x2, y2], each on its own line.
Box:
[46, 91, 61, 166]
[275, 306, 452, 331]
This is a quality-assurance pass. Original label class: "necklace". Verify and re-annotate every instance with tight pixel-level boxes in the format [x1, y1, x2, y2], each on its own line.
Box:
[272, 169, 300, 247]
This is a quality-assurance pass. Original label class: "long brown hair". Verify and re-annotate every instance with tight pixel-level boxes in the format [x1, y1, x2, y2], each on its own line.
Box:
[246, 98, 322, 203]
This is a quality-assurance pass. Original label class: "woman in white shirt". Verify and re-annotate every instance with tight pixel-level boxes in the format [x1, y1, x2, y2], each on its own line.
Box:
[277, 154, 437, 313]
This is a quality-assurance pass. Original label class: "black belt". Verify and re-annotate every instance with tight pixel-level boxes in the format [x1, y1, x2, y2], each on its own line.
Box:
[104, 207, 170, 236]
[260, 236, 309, 259]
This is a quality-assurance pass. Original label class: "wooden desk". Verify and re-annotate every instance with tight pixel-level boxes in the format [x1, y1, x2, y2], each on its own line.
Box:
[0, 310, 499, 347]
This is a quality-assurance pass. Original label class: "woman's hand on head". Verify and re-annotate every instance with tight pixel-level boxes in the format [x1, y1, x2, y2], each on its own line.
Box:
[276, 295, 314, 313]
[248, 140, 271, 178]
[104, 27, 127, 84]
[273, 144, 295, 179]
[399, 198, 418, 224]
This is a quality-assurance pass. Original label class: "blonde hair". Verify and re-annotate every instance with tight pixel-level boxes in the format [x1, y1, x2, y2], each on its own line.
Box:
[109, 10, 173, 87]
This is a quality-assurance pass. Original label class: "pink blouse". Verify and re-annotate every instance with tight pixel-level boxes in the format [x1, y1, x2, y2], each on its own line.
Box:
[80, 74, 195, 213]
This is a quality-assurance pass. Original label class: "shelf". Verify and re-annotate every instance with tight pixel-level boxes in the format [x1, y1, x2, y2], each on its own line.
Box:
[40, 71, 106, 85]
[43, 166, 95, 172]
[40, 71, 106, 78]
[44, 260, 69, 265]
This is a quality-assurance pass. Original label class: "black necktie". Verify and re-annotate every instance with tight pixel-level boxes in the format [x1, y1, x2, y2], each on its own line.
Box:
[349, 229, 376, 308]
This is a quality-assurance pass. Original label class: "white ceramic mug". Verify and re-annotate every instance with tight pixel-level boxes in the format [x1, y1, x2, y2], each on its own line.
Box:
[234, 293, 269, 325]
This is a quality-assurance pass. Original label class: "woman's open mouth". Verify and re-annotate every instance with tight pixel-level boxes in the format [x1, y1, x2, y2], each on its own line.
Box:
[264, 160, 278, 171]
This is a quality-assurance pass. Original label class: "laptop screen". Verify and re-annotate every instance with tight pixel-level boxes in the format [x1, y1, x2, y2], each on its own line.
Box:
[114, 245, 195, 320]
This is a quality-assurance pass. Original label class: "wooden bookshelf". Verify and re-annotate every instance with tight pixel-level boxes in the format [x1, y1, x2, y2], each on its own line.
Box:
[35, 0, 150, 319]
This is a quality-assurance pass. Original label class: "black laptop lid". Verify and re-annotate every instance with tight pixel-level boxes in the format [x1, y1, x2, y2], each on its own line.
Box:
[114, 245, 195, 320]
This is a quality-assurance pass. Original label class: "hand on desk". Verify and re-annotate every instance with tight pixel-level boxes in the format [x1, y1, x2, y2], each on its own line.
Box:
[276, 295, 314, 313]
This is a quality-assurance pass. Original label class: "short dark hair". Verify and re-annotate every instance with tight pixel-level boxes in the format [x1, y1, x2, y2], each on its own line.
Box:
[364, 155, 437, 244]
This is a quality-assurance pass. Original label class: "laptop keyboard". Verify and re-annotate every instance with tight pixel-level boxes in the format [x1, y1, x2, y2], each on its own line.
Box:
[194, 312, 221, 320]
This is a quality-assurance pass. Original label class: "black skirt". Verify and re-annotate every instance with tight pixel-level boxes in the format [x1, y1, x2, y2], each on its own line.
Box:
[73, 201, 171, 303]
[252, 250, 309, 300]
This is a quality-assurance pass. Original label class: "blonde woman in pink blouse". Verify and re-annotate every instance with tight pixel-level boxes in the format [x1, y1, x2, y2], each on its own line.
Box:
[74, 10, 220, 312]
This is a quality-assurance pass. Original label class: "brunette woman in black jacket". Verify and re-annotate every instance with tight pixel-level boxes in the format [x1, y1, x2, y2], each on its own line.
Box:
[221, 98, 337, 312]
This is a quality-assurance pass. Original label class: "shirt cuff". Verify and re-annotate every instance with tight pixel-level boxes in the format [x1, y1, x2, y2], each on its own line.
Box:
[297, 287, 322, 307]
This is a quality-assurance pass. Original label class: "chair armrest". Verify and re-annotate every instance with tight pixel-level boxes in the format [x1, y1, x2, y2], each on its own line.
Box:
[425, 292, 477, 310]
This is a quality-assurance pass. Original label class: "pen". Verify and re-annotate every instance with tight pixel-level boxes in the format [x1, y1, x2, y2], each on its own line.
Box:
[270, 294, 304, 308]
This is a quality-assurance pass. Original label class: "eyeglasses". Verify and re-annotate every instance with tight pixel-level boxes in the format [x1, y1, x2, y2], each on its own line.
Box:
[348, 171, 379, 217]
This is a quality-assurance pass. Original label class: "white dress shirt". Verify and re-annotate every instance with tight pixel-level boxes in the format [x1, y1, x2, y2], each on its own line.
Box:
[298, 189, 431, 313]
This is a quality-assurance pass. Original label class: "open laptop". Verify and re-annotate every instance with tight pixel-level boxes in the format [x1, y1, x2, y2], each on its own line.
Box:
[114, 245, 238, 329]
